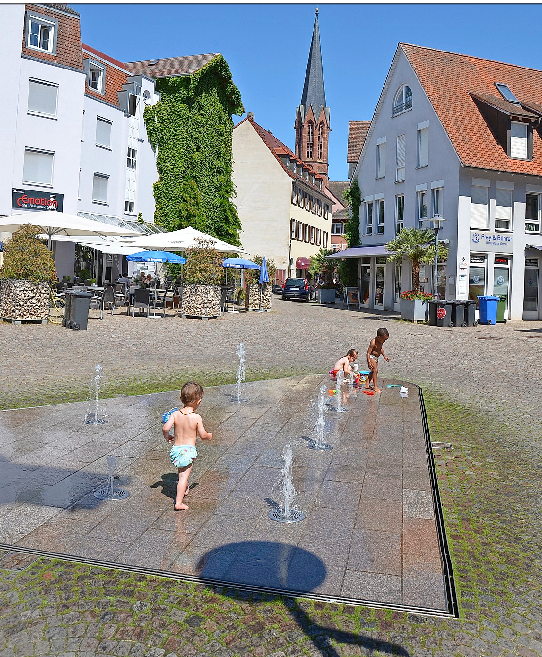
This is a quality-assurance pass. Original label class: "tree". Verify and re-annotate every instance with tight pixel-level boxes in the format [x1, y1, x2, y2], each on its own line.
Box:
[309, 247, 335, 287]
[0, 224, 57, 283]
[385, 228, 448, 294]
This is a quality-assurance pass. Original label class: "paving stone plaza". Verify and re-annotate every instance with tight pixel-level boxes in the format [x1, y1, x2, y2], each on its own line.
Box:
[0, 300, 541, 656]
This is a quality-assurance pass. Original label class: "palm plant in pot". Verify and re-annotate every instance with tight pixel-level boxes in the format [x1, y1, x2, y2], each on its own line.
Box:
[309, 248, 336, 303]
[385, 227, 448, 322]
[0, 224, 57, 323]
[181, 237, 224, 318]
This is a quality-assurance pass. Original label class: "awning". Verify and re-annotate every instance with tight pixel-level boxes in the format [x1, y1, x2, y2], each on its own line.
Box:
[526, 244, 542, 251]
[326, 245, 393, 259]
[296, 257, 311, 268]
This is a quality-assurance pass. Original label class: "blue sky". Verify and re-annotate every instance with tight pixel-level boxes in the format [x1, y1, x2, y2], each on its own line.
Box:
[74, 3, 542, 182]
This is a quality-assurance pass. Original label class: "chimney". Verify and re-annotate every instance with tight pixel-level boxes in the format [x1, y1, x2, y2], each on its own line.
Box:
[247, 111, 254, 120]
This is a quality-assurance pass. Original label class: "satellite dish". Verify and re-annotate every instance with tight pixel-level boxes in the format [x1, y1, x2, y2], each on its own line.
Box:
[142, 90, 151, 100]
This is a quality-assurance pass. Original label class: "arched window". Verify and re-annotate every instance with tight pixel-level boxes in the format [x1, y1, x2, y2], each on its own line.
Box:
[393, 85, 412, 116]
[317, 123, 324, 160]
[306, 121, 314, 159]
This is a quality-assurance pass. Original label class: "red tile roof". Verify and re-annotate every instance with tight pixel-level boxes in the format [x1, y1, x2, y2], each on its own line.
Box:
[125, 53, 218, 79]
[347, 121, 370, 164]
[236, 115, 324, 188]
[401, 43, 542, 176]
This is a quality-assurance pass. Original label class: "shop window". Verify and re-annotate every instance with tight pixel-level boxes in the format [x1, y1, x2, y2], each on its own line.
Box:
[525, 193, 540, 233]
[469, 256, 486, 305]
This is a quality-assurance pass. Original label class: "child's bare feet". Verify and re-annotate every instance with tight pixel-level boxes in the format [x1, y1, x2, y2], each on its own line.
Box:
[174, 503, 189, 511]
[374, 387, 382, 393]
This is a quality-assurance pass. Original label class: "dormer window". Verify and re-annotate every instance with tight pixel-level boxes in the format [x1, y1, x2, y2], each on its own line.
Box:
[393, 85, 412, 116]
[26, 11, 57, 54]
[84, 60, 106, 94]
[510, 121, 528, 159]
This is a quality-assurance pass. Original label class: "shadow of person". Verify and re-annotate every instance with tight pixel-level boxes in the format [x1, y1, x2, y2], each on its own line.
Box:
[196, 541, 410, 657]
[150, 473, 198, 502]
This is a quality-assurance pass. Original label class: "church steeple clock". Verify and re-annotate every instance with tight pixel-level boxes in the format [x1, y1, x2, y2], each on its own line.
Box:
[295, 8, 330, 186]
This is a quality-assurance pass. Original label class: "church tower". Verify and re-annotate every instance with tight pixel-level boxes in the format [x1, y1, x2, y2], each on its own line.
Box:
[295, 8, 330, 186]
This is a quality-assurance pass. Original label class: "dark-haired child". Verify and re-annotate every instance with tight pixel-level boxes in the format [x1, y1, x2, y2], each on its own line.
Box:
[365, 328, 390, 393]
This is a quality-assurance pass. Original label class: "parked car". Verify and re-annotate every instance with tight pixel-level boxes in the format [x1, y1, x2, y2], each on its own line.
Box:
[282, 277, 311, 302]
[272, 283, 283, 295]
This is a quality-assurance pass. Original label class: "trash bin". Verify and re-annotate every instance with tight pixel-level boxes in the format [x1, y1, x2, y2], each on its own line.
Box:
[496, 295, 507, 323]
[428, 300, 453, 327]
[456, 300, 477, 327]
[477, 295, 498, 325]
[448, 300, 466, 327]
[63, 290, 92, 330]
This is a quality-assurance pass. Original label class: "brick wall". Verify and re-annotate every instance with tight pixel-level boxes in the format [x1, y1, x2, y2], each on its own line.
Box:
[21, 4, 83, 70]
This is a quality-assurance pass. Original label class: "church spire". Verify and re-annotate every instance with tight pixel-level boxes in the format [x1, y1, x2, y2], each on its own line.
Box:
[295, 8, 330, 185]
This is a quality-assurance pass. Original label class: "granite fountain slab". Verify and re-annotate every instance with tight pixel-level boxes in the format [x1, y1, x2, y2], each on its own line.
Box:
[0, 375, 457, 616]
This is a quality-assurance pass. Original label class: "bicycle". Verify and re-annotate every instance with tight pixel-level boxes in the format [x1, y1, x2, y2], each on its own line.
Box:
[48, 288, 66, 325]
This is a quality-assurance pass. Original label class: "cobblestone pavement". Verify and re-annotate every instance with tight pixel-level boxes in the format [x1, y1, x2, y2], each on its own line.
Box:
[1, 298, 542, 656]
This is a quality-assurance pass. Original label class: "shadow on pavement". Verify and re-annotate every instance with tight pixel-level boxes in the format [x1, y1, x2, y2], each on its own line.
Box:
[197, 541, 411, 657]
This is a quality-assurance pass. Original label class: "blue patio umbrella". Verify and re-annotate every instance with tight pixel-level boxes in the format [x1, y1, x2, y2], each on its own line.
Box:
[126, 250, 186, 264]
[259, 257, 269, 284]
[222, 257, 260, 269]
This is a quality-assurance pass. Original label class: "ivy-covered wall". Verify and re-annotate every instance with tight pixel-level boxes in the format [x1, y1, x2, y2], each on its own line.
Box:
[144, 55, 244, 245]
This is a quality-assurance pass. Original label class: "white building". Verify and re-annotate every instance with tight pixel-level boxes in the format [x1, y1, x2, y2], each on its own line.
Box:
[349, 43, 542, 320]
[0, 4, 159, 280]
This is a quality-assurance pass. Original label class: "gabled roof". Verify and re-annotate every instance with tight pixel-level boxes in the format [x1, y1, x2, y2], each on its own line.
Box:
[125, 53, 219, 79]
[328, 180, 349, 201]
[235, 115, 325, 189]
[348, 121, 370, 164]
[401, 43, 542, 176]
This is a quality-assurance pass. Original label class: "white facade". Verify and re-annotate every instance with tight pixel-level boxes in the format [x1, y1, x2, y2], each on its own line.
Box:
[0, 4, 159, 279]
[352, 46, 542, 320]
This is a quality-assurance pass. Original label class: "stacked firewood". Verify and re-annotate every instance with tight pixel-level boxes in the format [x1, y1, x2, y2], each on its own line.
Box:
[0, 280, 50, 321]
[245, 283, 272, 311]
[180, 284, 221, 318]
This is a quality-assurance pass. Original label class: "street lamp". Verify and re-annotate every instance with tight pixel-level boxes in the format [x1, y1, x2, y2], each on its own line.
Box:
[422, 216, 445, 300]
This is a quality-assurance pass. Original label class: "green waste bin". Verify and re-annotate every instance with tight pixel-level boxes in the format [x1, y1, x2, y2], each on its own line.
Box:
[496, 295, 507, 323]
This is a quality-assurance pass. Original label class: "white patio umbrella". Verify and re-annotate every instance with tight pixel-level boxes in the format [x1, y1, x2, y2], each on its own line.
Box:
[124, 226, 243, 253]
[0, 212, 140, 249]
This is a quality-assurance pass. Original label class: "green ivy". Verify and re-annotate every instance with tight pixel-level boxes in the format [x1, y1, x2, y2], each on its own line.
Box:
[144, 55, 244, 245]
[338, 179, 362, 286]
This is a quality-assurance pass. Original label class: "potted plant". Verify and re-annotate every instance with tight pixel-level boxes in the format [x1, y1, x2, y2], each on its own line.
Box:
[309, 248, 336, 303]
[244, 255, 276, 311]
[181, 238, 224, 318]
[386, 228, 448, 322]
[0, 224, 57, 323]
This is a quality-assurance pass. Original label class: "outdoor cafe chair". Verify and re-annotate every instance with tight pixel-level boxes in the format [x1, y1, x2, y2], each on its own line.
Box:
[132, 287, 151, 318]
[114, 283, 128, 308]
[101, 285, 117, 319]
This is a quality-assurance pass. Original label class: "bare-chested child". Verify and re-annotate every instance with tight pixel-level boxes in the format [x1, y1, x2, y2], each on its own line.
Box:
[365, 328, 390, 393]
[162, 382, 212, 511]
[331, 349, 360, 384]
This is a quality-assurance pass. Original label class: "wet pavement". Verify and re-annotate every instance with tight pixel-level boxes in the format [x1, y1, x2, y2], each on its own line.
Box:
[0, 375, 452, 615]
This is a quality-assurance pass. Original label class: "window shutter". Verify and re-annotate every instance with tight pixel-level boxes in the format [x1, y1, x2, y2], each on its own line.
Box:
[396, 134, 405, 181]
[96, 118, 111, 147]
[417, 127, 428, 167]
[92, 174, 108, 203]
[495, 188, 512, 228]
[28, 80, 57, 116]
[23, 150, 53, 185]
[470, 185, 489, 228]
[510, 122, 528, 159]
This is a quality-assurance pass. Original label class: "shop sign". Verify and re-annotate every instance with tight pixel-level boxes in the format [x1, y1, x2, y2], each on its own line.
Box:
[525, 258, 539, 267]
[12, 188, 64, 212]
[470, 231, 512, 251]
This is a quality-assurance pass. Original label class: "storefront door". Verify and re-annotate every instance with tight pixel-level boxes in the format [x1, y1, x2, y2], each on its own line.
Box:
[360, 260, 370, 306]
[524, 259, 539, 319]
[493, 258, 510, 319]
[469, 255, 486, 307]
[374, 264, 385, 307]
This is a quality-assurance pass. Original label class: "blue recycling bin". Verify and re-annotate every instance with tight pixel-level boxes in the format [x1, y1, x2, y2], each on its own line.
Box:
[477, 295, 498, 325]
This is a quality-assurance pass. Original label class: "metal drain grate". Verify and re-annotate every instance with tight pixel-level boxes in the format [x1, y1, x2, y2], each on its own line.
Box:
[268, 508, 306, 523]
[93, 487, 130, 500]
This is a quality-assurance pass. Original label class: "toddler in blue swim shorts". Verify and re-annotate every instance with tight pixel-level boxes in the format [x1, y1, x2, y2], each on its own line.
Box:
[162, 381, 212, 511]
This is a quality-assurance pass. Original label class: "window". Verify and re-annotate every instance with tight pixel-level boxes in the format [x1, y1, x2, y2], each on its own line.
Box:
[376, 199, 385, 234]
[470, 184, 489, 229]
[23, 149, 54, 185]
[26, 12, 57, 54]
[417, 189, 428, 227]
[323, 232, 328, 248]
[395, 195, 404, 234]
[124, 200, 134, 213]
[376, 141, 386, 178]
[92, 173, 109, 204]
[96, 117, 111, 148]
[317, 123, 324, 160]
[525, 193, 540, 233]
[28, 79, 58, 117]
[417, 123, 428, 167]
[310, 226, 315, 244]
[392, 85, 412, 116]
[495, 188, 512, 230]
[331, 223, 345, 235]
[306, 122, 314, 159]
[432, 187, 443, 218]
[290, 219, 296, 239]
[127, 147, 137, 169]
[396, 134, 405, 182]
[495, 82, 520, 104]
[366, 201, 373, 235]
[86, 60, 105, 94]
[510, 122, 528, 159]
